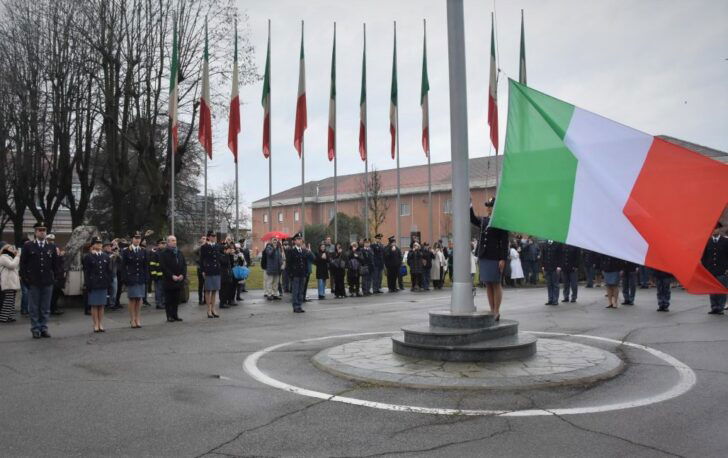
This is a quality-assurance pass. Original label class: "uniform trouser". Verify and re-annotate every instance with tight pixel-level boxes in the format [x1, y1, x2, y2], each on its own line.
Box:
[386, 268, 398, 292]
[154, 279, 165, 307]
[290, 276, 306, 310]
[561, 270, 578, 300]
[622, 271, 637, 303]
[0, 290, 16, 322]
[264, 272, 281, 298]
[523, 261, 536, 284]
[28, 285, 53, 333]
[164, 288, 181, 320]
[372, 266, 383, 292]
[50, 285, 62, 313]
[422, 270, 431, 290]
[656, 277, 671, 308]
[638, 266, 650, 287]
[709, 274, 728, 312]
[361, 272, 372, 294]
[398, 271, 405, 290]
[197, 267, 204, 303]
[545, 271, 559, 304]
[282, 270, 291, 293]
[585, 265, 596, 287]
[20, 282, 28, 314]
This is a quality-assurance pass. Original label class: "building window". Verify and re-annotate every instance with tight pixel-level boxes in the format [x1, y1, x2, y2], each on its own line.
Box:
[294, 211, 299, 222]
[443, 199, 452, 214]
[400, 202, 410, 216]
[278, 212, 283, 223]
[263, 213, 268, 223]
[400, 237, 410, 248]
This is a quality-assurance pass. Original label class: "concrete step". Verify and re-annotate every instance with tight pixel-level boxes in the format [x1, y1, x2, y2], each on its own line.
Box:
[392, 333, 537, 362]
[402, 320, 518, 346]
[428, 310, 495, 329]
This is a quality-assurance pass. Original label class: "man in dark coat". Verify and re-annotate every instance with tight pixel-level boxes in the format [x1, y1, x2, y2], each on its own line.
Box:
[383, 236, 402, 293]
[470, 197, 509, 320]
[561, 244, 581, 303]
[159, 235, 187, 322]
[521, 237, 540, 285]
[360, 240, 374, 296]
[286, 233, 308, 313]
[703, 222, 728, 315]
[540, 240, 562, 306]
[20, 221, 58, 338]
[371, 234, 385, 294]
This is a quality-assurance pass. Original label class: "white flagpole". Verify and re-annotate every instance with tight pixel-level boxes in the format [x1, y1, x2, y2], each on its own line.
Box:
[333, 22, 338, 243]
[394, 21, 401, 246]
[363, 23, 369, 239]
[267, 20, 273, 232]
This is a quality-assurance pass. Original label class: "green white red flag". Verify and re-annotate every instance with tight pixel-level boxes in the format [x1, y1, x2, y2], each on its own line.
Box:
[487, 14, 498, 151]
[389, 24, 397, 160]
[198, 18, 212, 159]
[293, 22, 307, 157]
[327, 26, 336, 162]
[168, 17, 179, 154]
[228, 19, 241, 163]
[358, 25, 367, 162]
[261, 24, 271, 159]
[421, 21, 430, 157]
[491, 80, 728, 294]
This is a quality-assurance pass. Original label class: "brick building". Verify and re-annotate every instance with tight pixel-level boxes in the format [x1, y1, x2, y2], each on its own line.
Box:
[250, 156, 502, 252]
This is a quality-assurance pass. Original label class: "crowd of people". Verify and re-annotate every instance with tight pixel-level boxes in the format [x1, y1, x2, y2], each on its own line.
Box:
[0, 207, 726, 339]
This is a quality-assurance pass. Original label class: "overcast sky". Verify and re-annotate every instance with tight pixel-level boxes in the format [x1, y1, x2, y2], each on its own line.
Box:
[203, 0, 728, 211]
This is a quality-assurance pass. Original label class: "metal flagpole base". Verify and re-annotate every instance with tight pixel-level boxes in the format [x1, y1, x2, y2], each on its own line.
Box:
[450, 281, 475, 314]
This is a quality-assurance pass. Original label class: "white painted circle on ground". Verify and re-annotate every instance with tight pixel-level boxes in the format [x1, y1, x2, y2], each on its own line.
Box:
[243, 331, 696, 417]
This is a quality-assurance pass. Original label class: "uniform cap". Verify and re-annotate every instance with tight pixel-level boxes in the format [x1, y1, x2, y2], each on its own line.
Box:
[33, 220, 47, 229]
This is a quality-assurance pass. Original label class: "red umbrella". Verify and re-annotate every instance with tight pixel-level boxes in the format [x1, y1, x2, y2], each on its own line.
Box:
[260, 231, 290, 241]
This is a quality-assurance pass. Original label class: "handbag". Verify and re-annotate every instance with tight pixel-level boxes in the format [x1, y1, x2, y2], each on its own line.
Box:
[232, 265, 249, 280]
[399, 265, 407, 277]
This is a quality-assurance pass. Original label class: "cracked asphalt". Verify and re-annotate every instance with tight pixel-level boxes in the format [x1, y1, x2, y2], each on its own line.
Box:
[0, 285, 726, 457]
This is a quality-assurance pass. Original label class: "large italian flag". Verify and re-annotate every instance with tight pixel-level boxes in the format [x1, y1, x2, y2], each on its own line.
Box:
[198, 19, 212, 159]
[389, 25, 397, 160]
[293, 23, 307, 156]
[261, 24, 271, 159]
[327, 26, 336, 162]
[228, 19, 241, 163]
[492, 80, 728, 294]
[358, 25, 366, 162]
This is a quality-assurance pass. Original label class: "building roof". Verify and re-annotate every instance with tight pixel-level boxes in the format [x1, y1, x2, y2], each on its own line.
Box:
[252, 155, 503, 208]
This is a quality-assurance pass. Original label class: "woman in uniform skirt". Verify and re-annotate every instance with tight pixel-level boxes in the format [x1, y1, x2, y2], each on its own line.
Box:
[121, 231, 148, 328]
[83, 238, 113, 332]
[200, 231, 222, 318]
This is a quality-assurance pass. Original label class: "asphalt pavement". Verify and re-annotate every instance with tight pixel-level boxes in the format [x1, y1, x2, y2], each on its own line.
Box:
[0, 284, 726, 457]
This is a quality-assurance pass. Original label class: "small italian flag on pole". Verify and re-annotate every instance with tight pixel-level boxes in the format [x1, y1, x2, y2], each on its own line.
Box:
[261, 22, 271, 159]
[421, 19, 430, 157]
[168, 15, 179, 154]
[389, 23, 398, 160]
[487, 13, 498, 152]
[327, 24, 336, 162]
[293, 21, 307, 157]
[198, 17, 212, 159]
[228, 18, 241, 163]
[358, 24, 367, 162]
[491, 80, 728, 294]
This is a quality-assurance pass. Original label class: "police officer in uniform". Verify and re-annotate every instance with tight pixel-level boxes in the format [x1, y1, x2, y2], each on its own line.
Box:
[371, 234, 385, 294]
[286, 233, 307, 313]
[621, 261, 639, 306]
[83, 237, 113, 332]
[200, 231, 223, 318]
[159, 235, 186, 322]
[121, 231, 148, 328]
[561, 244, 581, 303]
[149, 240, 166, 309]
[540, 240, 562, 306]
[20, 221, 58, 339]
[470, 197, 509, 321]
[703, 222, 728, 315]
[384, 236, 402, 293]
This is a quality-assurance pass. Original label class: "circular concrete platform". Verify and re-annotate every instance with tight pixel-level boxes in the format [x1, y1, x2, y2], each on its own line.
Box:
[312, 334, 624, 390]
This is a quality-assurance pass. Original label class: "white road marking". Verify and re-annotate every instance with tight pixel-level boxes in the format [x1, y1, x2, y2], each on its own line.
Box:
[243, 331, 696, 417]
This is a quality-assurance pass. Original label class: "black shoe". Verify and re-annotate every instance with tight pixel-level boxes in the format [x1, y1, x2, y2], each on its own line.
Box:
[174, 317, 183, 322]
[708, 310, 725, 315]
[657, 307, 669, 312]
[167, 317, 175, 322]
[51, 310, 64, 315]
[32, 331, 41, 339]
[545, 302, 557, 306]
[156, 306, 165, 310]
[374, 291, 382, 294]
[570, 299, 577, 303]
[318, 295, 325, 299]
[294, 308, 305, 313]
[561, 299, 569, 303]
[40, 330, 51, 338]
[220, 304, 230, 309]
[241, 289, 248, 293]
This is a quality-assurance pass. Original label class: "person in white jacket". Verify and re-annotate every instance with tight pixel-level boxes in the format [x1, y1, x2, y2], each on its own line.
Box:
[0, 242, 21, 323]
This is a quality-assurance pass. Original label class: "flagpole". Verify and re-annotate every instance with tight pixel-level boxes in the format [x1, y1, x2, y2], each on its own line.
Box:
[447, 0, 475, 313]
[204, 148, 208, 234]
[363, 23, 369, 239]
[333, 22, 338, 243]
[170, 127, 175, 235]
[424, 19, 432, 244]
[300, 20, 305, 240]
[234, 18, 239, 241]
[394, 21, 401, 247]
[267, 19, 273, 232]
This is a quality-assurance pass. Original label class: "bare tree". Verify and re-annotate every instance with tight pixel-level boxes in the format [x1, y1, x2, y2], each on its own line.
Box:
[212, 181, 250, 236]
[360, 167, 389, 239]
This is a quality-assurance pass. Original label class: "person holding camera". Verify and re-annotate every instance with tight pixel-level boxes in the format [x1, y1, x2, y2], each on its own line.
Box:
[0, 242, 21, 323]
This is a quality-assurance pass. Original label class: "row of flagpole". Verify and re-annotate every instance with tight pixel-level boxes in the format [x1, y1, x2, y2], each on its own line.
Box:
[167, 10, 528, 243]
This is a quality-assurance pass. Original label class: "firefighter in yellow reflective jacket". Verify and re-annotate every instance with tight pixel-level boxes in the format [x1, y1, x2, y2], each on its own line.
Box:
[149, 239, 166, 310]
